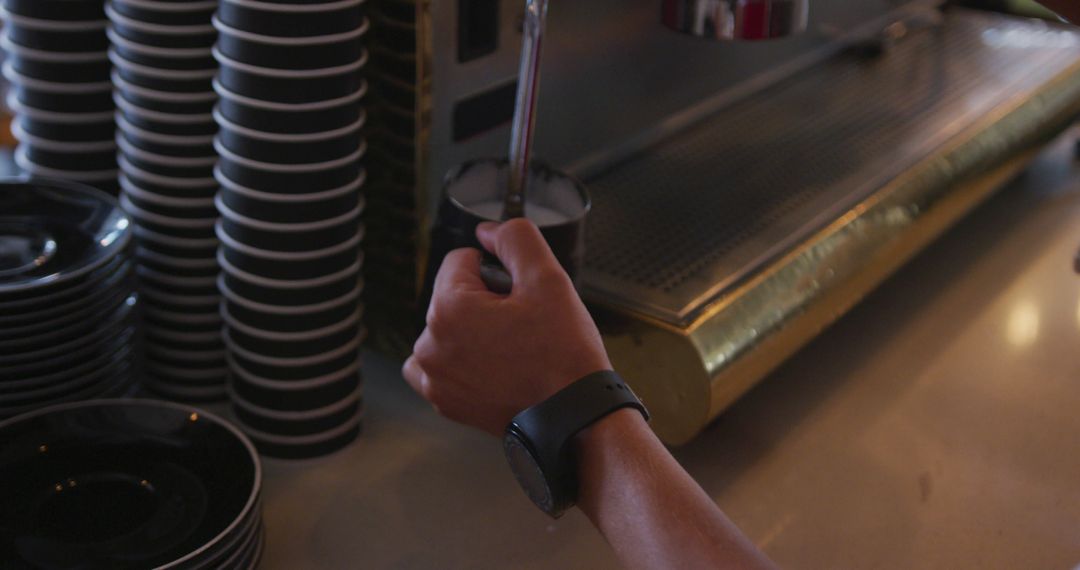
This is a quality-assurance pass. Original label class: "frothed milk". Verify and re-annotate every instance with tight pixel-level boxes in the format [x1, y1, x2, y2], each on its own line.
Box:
[466, 200, 570, 226]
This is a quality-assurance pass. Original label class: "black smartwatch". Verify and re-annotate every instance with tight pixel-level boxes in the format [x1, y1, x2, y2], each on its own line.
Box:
[503, 370, 649, 518]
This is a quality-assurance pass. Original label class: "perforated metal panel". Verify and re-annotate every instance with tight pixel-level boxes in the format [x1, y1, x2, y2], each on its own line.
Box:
[581, 10, 1080, 324]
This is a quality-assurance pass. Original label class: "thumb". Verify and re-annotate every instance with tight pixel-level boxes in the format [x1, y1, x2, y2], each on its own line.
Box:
[476, 219, 566, 288]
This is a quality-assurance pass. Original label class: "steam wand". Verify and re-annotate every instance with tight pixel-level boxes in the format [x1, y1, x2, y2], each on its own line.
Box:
[502, 0, 549, 221]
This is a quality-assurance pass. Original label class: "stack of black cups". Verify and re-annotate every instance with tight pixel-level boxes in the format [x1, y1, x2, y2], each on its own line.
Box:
[212, 0, 368, 459]
[106, 0, 225, 402]
[1, 0, 117, 194]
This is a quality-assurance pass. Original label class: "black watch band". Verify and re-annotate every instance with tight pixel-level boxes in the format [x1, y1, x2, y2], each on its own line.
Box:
[503, 370, 649, 518]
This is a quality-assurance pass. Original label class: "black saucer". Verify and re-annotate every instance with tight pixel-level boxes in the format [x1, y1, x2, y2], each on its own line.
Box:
[0, 399, 261, 569]
[0, 178, 131, 296]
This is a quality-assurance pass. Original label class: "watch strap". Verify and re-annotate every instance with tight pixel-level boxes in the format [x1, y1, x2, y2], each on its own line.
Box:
[508, 370, 649, 516]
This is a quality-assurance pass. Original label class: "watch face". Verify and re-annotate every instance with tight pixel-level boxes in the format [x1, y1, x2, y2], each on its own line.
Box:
[503, 432, 553, 514]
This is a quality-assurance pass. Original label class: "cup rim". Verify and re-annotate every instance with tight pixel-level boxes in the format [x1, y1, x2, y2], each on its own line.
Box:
[108, 48, 217, 80]
[217, 248, 362, 289]
[145, 358, 226, 381]
[11, 121, 117, 153]
[6, 92, 115, 123]
[14, 147, 118, 182]
[212, 45, 368, 79]
[217, 273, 363, 316]
[446, 158, 594, 225]
[215, 191, 364, 232]
[229, 381, 363, 422]
[113, 90, 215, 123]
[214, 165, 365, 203]
[141, 283, 221, 308]
[0, 32, 108, 63]
[120, 175, 216, 209]
[116, 113, 216, 146]
[143, 375, 226, 398]
[223, 327, 362, 367]
[214, 137, 367, 173]
[216, 219, 364, 261]
[230, 404, 362, 447]
[120, 192, 217, 229]
[117, 132, 218, 168]
[143, 321, 221, 343]
[118, 154, 217, 188]
[213, 14, 369, 46]
[112, 0, 219, 12]
[137, 264, 217, 288]
[111, 70, 217, 103]
[0, 7, 107, 31]
[226, 350, 361, 390]
[133, 221, 219, 249]
[104, 2, 216, 35]
[222, 304, 361, 343]
[214, 106, 366, 143]
[2, 61, 112, 94]
[143, 303, 221, 326]
[222, 0, 365, 14]
[212, 76, 367, 111]
[106, 26, 214, 58]
[136, 245, 219, 271]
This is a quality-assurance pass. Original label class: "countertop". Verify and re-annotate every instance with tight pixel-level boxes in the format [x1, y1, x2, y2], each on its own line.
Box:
[264, 129, 1080, 569]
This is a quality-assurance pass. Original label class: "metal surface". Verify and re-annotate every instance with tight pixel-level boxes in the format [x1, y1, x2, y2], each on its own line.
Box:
[662, 0, 809, 40]
[423, 0, 929, 221]
[256, 128, 1080, 566]
[363, 0, 930, 357]
[583, 9, 1080, 325]
[596, 10, 1080, 445]
[505, 0, 548, 221]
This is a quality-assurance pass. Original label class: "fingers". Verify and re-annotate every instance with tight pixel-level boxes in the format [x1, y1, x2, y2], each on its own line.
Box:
[402, 355, 428, 399]
[475, 219, 565, 289]
[432, 247, 487, 298]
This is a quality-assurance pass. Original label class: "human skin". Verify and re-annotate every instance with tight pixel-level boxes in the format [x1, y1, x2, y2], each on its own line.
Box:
[403, 220, 776, 569]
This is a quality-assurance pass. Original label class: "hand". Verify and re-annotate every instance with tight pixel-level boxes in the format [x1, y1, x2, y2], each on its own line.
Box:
[403, 219, 611, 435]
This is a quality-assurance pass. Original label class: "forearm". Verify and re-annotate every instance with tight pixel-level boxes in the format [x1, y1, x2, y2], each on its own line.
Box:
[574, 409, 777, 570]
[1039, 0, 1080, 22]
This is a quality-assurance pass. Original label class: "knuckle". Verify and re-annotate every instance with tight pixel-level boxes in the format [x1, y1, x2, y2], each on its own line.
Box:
[444, 247, 476, 266]
[420, 378, 437, 402]
[425, 304, 450, 337]
[413, 340, 439, 371]
[529, 266, 571, 291]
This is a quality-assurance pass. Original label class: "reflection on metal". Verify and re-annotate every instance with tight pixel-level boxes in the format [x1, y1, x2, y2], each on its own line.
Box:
[1006, 300, 1040, 348]
[595, 11, 1080, 445]
[661, 0, 809, 41]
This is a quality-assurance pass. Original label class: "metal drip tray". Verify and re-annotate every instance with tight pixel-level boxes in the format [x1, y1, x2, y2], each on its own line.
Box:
[582, 9, 1080, 325]
[585, 8, 1080, 444]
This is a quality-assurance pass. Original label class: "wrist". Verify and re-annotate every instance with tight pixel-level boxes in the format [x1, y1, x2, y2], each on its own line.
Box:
[503, 370, 648, 518]
[572, 406, 650, 458]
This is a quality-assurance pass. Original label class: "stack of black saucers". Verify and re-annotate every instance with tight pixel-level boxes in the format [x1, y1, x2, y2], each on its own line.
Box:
[1, 0, 118, 194]
[0, 399, 264, 569]
[106, 0, 225, 403]
[213, 0, 368, 459]
[0, 180, 138, 420]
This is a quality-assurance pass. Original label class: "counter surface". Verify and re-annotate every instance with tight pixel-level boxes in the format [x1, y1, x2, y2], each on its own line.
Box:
[260, 132, 1080, 569]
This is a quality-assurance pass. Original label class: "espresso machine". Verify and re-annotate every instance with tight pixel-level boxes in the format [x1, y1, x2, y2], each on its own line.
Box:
[361, 0, 1080, 443]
